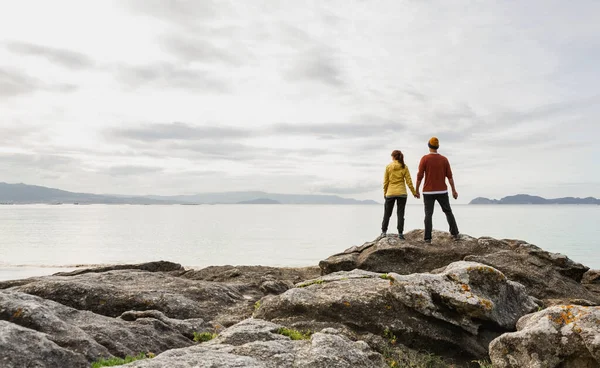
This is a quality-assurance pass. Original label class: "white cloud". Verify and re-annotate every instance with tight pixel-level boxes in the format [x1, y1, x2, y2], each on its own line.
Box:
[0, 0, 598, 201]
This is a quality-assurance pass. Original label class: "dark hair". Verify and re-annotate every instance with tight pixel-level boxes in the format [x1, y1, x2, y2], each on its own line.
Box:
[391, 150, 405, 168]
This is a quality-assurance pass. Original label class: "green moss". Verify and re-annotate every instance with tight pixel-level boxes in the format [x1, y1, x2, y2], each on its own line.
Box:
[254, 300, 261, 311]
[380, 274, 395, 282]
[297, 279, 324, 288]
[91, 353, 150, 368]
[276, 327, 312, 340]
[193, 331, 217, 343]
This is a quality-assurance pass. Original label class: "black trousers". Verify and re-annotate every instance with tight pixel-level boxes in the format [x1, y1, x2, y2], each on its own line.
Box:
[424, 193, 459, 240]
[381, 196, 408, 233]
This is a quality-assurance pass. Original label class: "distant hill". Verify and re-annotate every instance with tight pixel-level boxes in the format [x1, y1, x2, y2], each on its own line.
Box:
[470, 194, 600, 205]
[0, 183, 170, 204]
[0, 183, 379, 205]
[146, 191, 379, 205]
[237, 198, 281, 204]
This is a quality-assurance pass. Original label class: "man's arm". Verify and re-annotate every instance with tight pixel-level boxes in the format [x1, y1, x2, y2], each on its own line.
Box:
[446, 159, 458, 199]
[448, 178, 458, 199]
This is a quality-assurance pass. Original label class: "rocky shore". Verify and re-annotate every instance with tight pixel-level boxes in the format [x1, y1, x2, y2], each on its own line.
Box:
[1, 230, 599, 367]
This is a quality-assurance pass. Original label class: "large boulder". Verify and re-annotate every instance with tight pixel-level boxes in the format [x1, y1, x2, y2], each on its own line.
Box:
[0, 263, 320, 327]
[319, 230, 497, 276]
[319, 230, 596, 304]
[0, 290, 213, 365]
[255, 261, 539, 361]
[489, 305, 600, 368]
[2, 269, 246, 321]
[464, 244, 596, 305]
[125, 318, 387, 368]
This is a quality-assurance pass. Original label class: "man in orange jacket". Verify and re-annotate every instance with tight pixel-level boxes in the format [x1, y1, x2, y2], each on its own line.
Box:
[415, 137, 460, 243]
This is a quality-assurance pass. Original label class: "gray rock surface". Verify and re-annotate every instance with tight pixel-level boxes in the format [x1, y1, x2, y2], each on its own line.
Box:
[0, 263, 320, 326]
[3, 269, 245, 321]
[125, 318, 386, 368]
[320, 230, 596, 304]
[54, 260, 184, 276]
[582, 269, 600, 284]
[255, 262, 539, 360]
[0, 290, 212, 364]
[0, 320, 88, 368]
[489, 305, 600, 368]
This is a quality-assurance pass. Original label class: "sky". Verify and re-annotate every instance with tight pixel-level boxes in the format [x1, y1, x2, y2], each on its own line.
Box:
[0, 0, 599, 203]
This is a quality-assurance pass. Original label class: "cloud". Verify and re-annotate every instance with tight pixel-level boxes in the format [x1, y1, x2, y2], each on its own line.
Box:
[160, 35, 244, 66]
[125, 0, 223, 27]
[270, 117, 406, 139]
[0, 68, 76, 97]
[116, 63, 230, 92]
[105, 165, 164, 176]
[6, 42, 94, 69]
[108, 122, 251, 142]
[0, 153, 77, 170]
[287, 47, 344, 87]
[0, 69, 39, 96]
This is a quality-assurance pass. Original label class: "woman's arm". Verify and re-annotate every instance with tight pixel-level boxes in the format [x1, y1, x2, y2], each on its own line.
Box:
[383, 167, 389, 196]
[405, 167, 417, 197]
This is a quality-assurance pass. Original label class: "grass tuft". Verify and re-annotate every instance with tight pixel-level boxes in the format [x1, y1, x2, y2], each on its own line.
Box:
[91, 352, 151, 368]
[276, 327, 312, 340]
[193, 331, 217, 343]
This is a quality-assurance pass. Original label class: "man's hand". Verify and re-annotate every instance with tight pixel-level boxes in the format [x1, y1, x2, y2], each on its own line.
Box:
[415, 191, 420, 199]
[452, 190, 458, 200]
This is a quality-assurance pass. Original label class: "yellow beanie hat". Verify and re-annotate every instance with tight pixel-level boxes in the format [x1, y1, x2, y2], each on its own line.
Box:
[428, 137, 439, 149]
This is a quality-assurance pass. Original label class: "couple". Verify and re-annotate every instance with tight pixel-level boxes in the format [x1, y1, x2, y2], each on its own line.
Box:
[381, 137, 459, 243]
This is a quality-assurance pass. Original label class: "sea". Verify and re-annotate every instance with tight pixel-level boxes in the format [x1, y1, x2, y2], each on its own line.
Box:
[1, 204, 598, 281]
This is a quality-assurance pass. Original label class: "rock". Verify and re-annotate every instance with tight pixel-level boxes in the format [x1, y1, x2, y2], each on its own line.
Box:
[489, 305, 600, 368]
[124, 318, 387, 368]
[464, 247, 597, 304]
[260, 280, 293, 295]
[4, 269, 246, 321]
[0, 264, 322, 328]
[319, 230, 597, 304]
[582, 269, 600, 284]
[319, 230, 490, 276]
[0, 320, 88, 368]
[53, 260, 184, 276]
[255, 262, 539, 361]
[0, 290, 213, 364]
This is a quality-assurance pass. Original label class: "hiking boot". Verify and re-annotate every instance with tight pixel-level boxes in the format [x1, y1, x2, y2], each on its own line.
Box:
[398, 234, 405, 240]
[424, 239, 432, 244]
[452, 234, 461, 242]
[380, 232, 387, 238]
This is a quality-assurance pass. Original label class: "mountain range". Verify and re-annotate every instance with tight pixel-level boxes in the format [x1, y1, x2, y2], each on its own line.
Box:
[469, 194, 600, 205]
[0, 183, 378, 205]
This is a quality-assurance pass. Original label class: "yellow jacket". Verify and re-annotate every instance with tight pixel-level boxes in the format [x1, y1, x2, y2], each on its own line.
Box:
[384, 160, 416, 197]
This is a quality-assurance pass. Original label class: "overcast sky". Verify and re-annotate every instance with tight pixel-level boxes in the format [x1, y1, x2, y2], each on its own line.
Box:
[0, 0, 599, 202]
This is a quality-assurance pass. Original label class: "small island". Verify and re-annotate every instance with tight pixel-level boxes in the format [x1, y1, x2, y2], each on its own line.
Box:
[470, 194, 600, 205]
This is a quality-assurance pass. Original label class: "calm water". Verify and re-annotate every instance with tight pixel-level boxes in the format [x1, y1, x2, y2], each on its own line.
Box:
[0, 204, 598, 280]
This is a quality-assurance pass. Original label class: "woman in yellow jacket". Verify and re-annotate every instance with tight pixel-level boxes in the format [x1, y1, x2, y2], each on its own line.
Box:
[381, 150, 417, 239]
